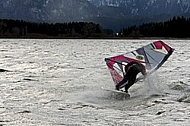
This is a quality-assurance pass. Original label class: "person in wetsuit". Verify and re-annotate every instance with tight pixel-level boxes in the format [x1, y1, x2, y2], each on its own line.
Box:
[116, 62, 146, 93]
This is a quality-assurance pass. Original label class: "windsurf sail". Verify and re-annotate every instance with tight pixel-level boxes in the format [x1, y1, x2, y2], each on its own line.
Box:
[105, 40, 174, 85]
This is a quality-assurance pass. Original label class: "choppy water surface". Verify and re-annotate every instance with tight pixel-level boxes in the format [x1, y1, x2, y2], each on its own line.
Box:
[0, 39, 190, 125]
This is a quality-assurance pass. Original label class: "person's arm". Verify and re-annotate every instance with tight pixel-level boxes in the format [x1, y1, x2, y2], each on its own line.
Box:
[141, 65, 147, 78]
[137, 63, 146, 77]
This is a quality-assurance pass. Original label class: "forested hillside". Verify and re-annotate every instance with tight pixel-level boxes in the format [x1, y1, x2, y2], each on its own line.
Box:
[0, 19, 105, 38]
[0, 16, 190, 38]
[122, 16, 190, 38]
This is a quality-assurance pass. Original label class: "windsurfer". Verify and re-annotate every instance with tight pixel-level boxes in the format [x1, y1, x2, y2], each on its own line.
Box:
[116, 62, 147, 93]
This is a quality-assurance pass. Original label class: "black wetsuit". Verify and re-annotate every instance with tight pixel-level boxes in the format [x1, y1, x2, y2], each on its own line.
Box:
[116, 62, 146, 92]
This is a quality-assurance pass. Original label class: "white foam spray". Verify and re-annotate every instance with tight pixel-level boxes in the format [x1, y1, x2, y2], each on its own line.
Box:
[140, 72, 170, 97]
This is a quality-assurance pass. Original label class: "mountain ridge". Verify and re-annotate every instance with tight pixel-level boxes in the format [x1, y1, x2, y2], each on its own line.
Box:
[0, 0, 190, 31]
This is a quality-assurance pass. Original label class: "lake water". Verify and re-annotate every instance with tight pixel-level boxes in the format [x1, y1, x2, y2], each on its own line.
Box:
[0, 39, 190, 125]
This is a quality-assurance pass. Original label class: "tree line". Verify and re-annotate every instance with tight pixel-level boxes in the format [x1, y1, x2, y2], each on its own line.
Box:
[1, 16, 190, 38]
[0, 19, 107, 38]
[121, 16, 190, 38]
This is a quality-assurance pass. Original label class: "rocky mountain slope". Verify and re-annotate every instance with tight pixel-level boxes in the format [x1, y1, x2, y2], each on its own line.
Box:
[0, 0, 190, 31]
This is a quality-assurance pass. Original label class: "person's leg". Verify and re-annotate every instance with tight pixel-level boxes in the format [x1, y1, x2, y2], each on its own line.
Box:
[116, 76, 128, 90]
[124, 76, 136, 93]
[116, 66, 137, 91]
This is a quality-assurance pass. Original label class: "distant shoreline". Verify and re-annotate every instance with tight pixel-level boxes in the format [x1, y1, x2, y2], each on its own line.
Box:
[0, 36, 190, 40]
